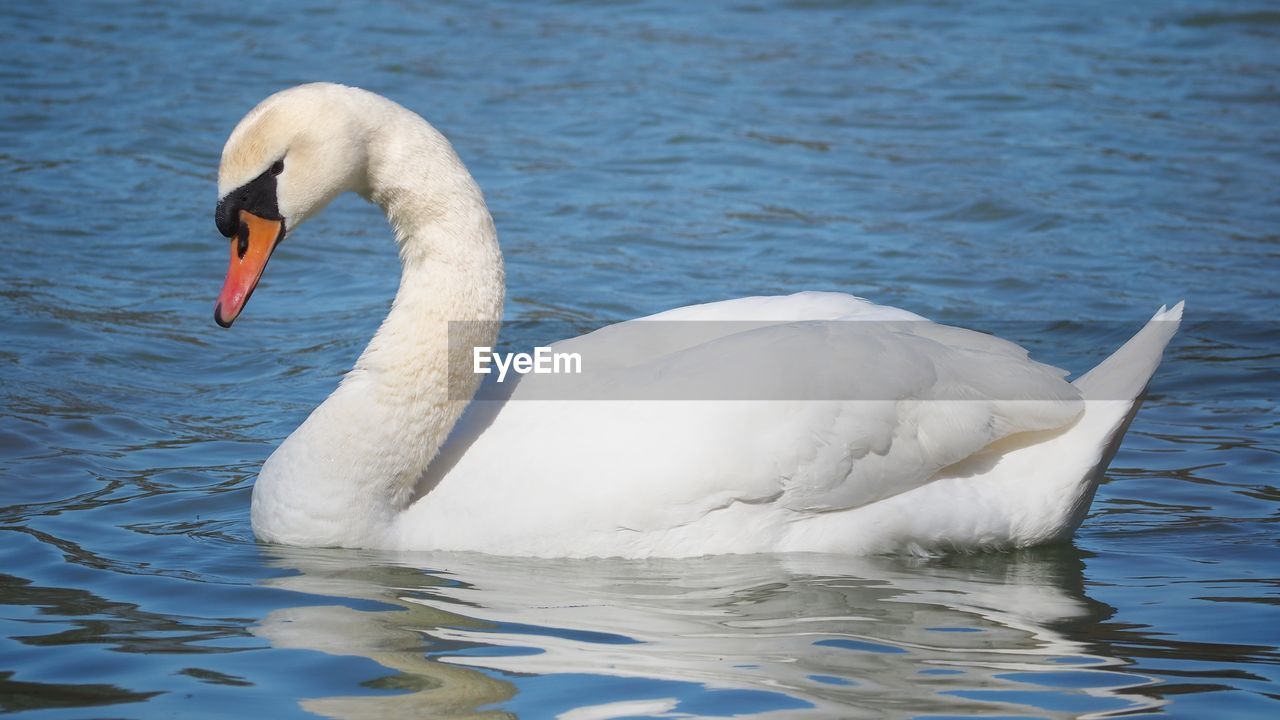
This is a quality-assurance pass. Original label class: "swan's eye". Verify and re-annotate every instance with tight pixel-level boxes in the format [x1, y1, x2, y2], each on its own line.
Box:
[270, 159, 284, 176]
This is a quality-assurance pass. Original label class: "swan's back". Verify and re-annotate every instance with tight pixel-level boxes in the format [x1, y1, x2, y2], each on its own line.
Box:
[396, 292, 1103, 558]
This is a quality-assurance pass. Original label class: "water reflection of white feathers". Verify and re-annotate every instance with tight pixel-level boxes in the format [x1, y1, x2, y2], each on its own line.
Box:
[255, 548, 1161, 719]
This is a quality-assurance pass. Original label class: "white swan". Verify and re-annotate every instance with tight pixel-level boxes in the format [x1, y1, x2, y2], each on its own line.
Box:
[213, 83, 1182, 558]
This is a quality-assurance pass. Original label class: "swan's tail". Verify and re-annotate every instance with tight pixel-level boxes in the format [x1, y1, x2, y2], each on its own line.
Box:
[1073, 301, 1185, 402]
[1044, 301, 1184, 537]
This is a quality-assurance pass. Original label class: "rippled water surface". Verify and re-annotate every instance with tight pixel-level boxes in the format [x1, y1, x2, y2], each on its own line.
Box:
[2, 1, 1278, 717]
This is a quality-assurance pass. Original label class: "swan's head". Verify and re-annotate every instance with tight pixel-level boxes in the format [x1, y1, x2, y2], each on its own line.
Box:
[213, 83, 370, 327]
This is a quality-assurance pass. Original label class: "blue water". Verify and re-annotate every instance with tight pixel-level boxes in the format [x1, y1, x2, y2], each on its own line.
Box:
[2, 0, 1277, 717]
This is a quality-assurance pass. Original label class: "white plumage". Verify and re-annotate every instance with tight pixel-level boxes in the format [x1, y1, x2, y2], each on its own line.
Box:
[216, 84, 1182, 558]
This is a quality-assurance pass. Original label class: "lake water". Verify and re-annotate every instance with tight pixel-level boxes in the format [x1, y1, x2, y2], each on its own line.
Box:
[1, 0, 1277, 717]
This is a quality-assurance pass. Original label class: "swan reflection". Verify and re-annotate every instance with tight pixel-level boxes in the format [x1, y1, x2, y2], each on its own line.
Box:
[255, 548, 1161, 718]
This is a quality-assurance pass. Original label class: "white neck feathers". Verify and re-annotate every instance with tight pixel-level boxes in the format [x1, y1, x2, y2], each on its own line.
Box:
[250, 90, 503, 547]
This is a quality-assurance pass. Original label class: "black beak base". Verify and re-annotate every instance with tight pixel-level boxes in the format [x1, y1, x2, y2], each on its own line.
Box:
[216, 166, 282, 238]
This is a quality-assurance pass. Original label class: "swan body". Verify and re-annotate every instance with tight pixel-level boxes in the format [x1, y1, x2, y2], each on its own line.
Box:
[213, 84, 1183, 559]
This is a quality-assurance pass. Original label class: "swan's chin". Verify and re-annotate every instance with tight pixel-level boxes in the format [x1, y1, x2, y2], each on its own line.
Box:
[214, 210, 285, 327]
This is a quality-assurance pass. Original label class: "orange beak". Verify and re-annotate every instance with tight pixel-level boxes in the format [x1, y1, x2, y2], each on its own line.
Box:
[214, 210, 285, 328]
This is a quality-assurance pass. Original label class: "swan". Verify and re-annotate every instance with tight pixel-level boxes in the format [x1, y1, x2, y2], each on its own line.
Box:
[213, 83, 1182, 558]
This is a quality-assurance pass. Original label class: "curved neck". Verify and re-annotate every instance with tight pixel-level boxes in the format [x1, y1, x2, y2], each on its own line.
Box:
[357, 109, 505, 401]
[252, 100, 503, 548]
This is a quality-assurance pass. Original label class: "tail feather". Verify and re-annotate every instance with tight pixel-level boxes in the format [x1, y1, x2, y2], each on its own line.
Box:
[1046, 301, 1184, 537]
[1073, 301, 1184, 401]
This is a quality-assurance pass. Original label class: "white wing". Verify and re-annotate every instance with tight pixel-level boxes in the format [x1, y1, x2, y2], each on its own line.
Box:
[408, 292, 1082, 552]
